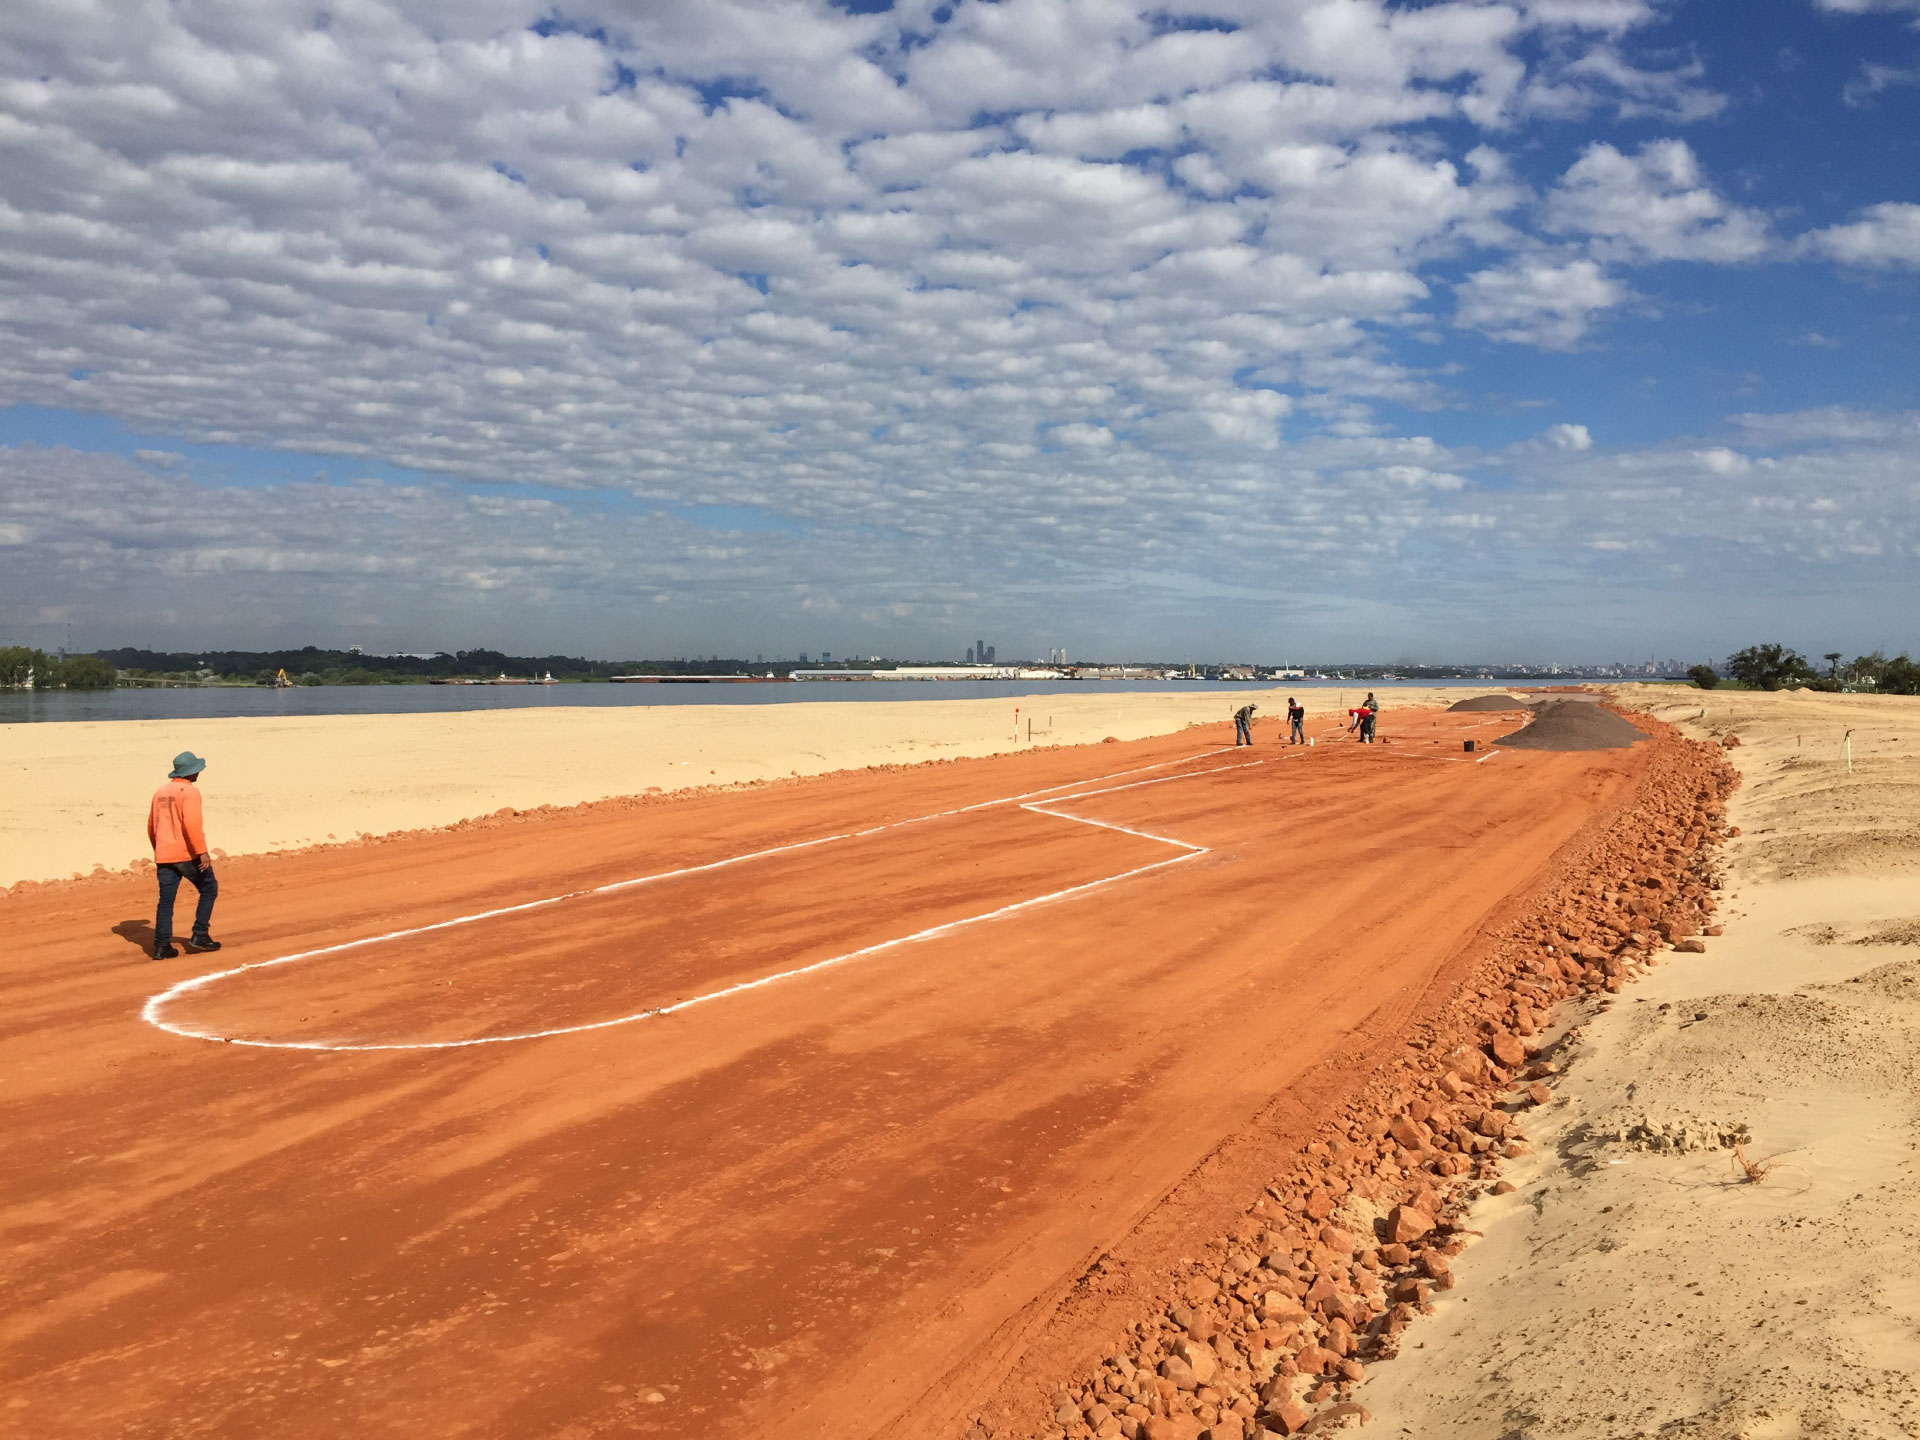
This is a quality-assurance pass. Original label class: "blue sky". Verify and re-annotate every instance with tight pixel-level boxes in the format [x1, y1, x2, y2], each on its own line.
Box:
[1, 0, 1916, 663]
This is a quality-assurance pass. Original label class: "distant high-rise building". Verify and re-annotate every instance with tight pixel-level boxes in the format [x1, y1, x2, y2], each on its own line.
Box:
[985, 645, 995, 664]
[976, 639, 985, 664]
[798, 652, 809, 664]
[966, 645, 975, 663]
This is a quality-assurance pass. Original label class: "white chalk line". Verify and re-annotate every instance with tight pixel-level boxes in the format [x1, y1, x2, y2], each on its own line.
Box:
[141, 731, 1500, 1053]
[142, 746, 1248, 1052]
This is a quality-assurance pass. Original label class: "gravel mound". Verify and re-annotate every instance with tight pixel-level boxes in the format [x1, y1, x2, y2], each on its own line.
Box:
[1497, 700, 1649, 751]
[1447, 693, 1530, 712]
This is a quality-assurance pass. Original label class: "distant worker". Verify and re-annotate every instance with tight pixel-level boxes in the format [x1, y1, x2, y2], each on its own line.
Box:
[1347, 697, 1374, 742]
[1359, 691, 1379, 744]
[1287, 696, 1305, 744]
[1233, 702, 1257, 746]
[147, 750, 221, 961]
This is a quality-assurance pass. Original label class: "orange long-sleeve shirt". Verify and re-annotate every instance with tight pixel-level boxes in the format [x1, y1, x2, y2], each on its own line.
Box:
[148, 778, 208, 864]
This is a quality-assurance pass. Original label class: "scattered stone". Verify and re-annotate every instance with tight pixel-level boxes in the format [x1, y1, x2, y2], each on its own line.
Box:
[1266, 1400, 1311, 1434]
[1490, 1180, 1517, 1195]
[1159, 1356, 1199, 1392]
[1171, 1337, 1218, 1387]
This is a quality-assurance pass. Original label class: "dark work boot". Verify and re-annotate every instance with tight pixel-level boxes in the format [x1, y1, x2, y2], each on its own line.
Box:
[152, 941, 179, 961]
[185, 934, 222, 953]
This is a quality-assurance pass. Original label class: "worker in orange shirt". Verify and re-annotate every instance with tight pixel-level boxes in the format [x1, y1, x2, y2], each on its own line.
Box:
[147, 751, 221, 961]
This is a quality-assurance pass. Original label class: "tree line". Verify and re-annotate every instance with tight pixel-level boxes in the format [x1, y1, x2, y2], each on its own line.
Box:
[1688, 645, 1920, 694]
[89, 647, 781, 685]
[0, 647, 117, 689]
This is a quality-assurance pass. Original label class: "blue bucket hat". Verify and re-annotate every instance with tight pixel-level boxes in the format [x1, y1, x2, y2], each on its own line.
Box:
[170, 750, 207, 778]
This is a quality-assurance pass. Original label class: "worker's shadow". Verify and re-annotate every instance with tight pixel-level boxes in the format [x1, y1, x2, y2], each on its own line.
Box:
[111, 919, 156, 954]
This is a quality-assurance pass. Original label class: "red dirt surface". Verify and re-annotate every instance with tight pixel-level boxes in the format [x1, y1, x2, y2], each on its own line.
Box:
[5, 707, 1657, 1439]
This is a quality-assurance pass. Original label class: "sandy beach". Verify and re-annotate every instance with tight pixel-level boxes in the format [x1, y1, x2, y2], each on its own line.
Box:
[1360, 684, 1920, 1439]
[0, 685, 1432, 890]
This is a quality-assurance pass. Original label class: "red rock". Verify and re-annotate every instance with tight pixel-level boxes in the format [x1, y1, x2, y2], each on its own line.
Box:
[1318, 1225, 1355, 1253]
[1336, 1358, 1366, 1383]
[1294, 1343, 1337, 1375]
[1387, 1114, 1430, 1150]
[1525, 1082, 1551, 1106]
[1675, 939, 1706, 953]
[1385, 1205, 1432, 1244]
[1267, 1400, 1311, 1435]
[1707, 925, 1724, 936]
[1304, 1189, 1334, 1221]
[1721, 733, 1741, 748]
[1391, 1277, 1432, 1304]
[1378, 1242, 1412, 1265]
[1171, 1338, 1218, 1387]
[1488, 1032, 1526, 1068]
[1504, 1141, 1529, 1158]
[1420, 1250, 1451, 1280]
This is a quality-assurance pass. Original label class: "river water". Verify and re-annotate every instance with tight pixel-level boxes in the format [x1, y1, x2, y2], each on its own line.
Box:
[0, 677, 1516, 724]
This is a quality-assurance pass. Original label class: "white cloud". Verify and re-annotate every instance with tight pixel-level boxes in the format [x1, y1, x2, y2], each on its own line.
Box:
[1544, 422, 1594, 450]
[1543, 140, 1771, 261]
[1842, 60, 1920, 106]
[1798, 202, 1920, 268]
[1694, 447, 1753, 476]
[0, 1, 1905, 657]
[1454, 258, 1628, 347]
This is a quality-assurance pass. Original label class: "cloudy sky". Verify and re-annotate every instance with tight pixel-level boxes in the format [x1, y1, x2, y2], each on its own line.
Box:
[1, 0, 1917, 663]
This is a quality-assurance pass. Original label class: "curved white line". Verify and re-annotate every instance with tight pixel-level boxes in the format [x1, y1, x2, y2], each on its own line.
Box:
[143, 747, 1243, 1052]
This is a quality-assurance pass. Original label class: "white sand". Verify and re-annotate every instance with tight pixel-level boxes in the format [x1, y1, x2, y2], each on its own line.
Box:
[1, 685, 1439, 890]
[1362, 685, 1920, 1440]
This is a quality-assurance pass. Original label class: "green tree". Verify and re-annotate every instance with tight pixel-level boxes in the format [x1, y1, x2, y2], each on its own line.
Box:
[1686, 664, 1720, 690]
[54, 655, 117, 690]
[1824, 651, 1842, 680]
[1726, 643, 1815, 692]
[1881, 654, 1920, 696]
[0, 646, 56, 687]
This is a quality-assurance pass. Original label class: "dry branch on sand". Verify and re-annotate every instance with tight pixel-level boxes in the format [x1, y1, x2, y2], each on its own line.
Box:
[1731, 1143, 1774, 1185]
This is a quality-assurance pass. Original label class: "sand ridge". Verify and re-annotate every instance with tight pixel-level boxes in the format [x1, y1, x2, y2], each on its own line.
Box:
[1355, 684, 1920, 1440]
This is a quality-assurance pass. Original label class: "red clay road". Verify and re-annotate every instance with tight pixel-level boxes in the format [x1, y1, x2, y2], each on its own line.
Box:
[0, 708, 1644, 1438]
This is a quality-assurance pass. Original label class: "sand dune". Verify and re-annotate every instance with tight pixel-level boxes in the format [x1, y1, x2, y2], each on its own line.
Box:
[1362, 685, 1920, 1439]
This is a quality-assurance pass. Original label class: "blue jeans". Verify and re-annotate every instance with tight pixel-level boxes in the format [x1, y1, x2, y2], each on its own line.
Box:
[1290, 717, 1304, 743]
[1235, 717, 1252, 745]
[156, 861, 218, 943]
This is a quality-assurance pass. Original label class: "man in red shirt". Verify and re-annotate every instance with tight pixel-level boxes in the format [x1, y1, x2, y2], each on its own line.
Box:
[147, 750, 221, 961]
